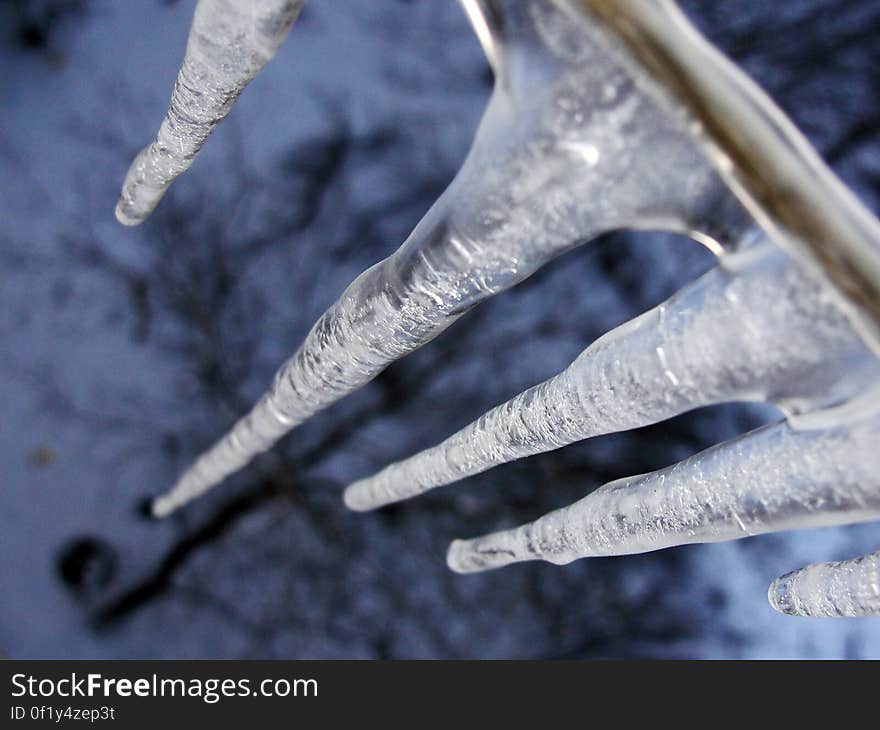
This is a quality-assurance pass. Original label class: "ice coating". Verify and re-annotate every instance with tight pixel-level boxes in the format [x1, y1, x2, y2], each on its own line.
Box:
[769, 551, 880, 618]
[446, 412, 880, 573]
[151, 0, 747, 518]
[115, 0, 304, 225]
[344, 241, 880, 511]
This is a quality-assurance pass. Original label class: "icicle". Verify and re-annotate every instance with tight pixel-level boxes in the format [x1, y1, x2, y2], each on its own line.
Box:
[769, 551, 880, 618]
[344, 241, 878, 511]
[446, 411, 880, 573]
[152, 0, 748, 517]
[115, 0, 304, 225]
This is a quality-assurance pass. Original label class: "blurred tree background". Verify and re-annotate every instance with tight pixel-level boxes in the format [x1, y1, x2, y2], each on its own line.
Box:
[0, 0, 878, 658]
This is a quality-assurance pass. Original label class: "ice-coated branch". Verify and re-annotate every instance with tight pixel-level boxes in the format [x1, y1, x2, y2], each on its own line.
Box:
[447, 411, 880, 573]
[152, 0, 746, 517]
[344, 242, 877, 511]
[769, 550, 880, 618]
[115, 0, 304, 225]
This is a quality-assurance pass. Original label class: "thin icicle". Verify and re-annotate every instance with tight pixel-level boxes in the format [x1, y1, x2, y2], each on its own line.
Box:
[769, 551, 880, 618]
[115, 0, 304, 225]
[344, 242, 878, 511]
[446, 411, 880, 573]
[152, 0, 747, 517]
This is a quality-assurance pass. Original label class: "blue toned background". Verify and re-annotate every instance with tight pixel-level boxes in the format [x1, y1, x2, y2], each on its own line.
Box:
[1, 0, 878, 658]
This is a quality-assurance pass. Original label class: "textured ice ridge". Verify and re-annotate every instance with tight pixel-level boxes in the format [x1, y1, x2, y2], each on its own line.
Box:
[115, 0, 304, 225]
[344, 242, 880, 511]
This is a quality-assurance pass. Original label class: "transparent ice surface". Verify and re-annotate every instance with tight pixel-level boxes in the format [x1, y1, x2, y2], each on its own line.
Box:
[115, 0, 303, 225]
[769, 550, 880, 618]
[446, 411, 880, 572]
[345, 240, 880, 511]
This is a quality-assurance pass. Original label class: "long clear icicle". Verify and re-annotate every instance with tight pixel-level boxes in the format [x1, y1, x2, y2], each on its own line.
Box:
[769, 550, 880, 618]
[446, 411, 880, 573]
[115, 0, 304, 225]
[151, 0, 747, 517]
[344, 241, 879, 511]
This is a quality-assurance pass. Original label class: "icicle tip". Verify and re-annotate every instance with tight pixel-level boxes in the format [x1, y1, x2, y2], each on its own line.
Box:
[446, 540, 472, 573]
[114, 199, 144, 227]
[767, 573, 799, 616]
[446, 538, 518, 574]
[150, 495, 177, 519]
[342, 484, 373, 512]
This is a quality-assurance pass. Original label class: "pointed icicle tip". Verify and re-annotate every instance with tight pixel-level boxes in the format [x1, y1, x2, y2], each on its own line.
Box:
[767, 573, 799, 616]
[446, 538, 517, 574]
[150, 496, 175, 519]
[114, 199, 143, 227]
[342, 484, 373, 512]
[446, 539, 471, 574]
